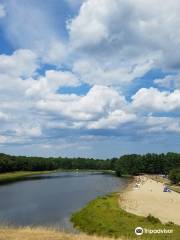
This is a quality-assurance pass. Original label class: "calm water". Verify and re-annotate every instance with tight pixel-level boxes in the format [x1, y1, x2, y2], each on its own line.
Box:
[0, 171, 128, 231]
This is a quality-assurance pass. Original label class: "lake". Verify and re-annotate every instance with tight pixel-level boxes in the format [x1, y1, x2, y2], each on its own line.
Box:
[0, 171, 128, 231]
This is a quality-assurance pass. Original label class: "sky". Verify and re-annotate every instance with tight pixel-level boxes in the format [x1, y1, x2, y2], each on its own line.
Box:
[0, 0, 179, 158]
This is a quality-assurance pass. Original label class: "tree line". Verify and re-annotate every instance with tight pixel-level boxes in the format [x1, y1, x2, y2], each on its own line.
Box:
[114, 153, 180, 176]
[0, 152, 180, 180]
[0, 153, 112, 173]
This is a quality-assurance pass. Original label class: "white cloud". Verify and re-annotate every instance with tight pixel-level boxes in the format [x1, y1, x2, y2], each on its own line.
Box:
[0, 112, 9, 121]
[37, 85, 127, 121]
[26, 70, 79, 97]
[132, 88, 180, 112]
[15, 126, 42, 138]
[73, 59, 153, 86]
[0, 4, 6, 17]
[88, 110, 136, 129]
[1, 0, 180, 153]
[145, 116, 180, 133]
[0, 135, 7, 144]
[2, 1, 67, 65]
[154, 74, 180, 89]
[67, 0, 180, 88]
[0, 49, 38, 78]
[43, 40, 68, 66]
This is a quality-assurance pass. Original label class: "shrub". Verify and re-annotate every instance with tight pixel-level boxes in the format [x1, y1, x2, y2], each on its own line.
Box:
[146, 214, 161, 224]
[169, 168, 180, 184]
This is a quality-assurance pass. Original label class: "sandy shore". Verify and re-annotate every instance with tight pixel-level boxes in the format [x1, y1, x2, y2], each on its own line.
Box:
[121, 175, 180, 225]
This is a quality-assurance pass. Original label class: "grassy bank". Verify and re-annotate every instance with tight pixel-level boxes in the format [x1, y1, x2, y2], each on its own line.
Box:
[0, 226, 125, 240]
[0, 170, 116, 185]
[71, 193, 180, 240]
[0, 171, 56, 184]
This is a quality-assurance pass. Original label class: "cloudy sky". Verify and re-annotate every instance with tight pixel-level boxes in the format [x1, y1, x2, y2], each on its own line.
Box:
[0, 0, 179, 158]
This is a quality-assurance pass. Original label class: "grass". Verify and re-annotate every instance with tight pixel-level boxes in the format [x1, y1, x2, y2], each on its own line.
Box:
[0, 171, 56, 184]
[71, 193, 180, 240]
[0, 226, 126, 240]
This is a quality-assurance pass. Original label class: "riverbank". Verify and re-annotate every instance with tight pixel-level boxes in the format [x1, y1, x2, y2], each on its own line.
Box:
[121, 175, 180, 225]
[71, 193, 180, 239]
[0, 171, 56, 184]
[0, 227, 123, 240]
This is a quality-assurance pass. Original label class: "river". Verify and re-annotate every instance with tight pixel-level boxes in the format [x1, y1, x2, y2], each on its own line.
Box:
[0, 171, 128, 231]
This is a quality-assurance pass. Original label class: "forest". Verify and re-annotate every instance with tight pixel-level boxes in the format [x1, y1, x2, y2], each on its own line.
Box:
[0, 152, 180, 178]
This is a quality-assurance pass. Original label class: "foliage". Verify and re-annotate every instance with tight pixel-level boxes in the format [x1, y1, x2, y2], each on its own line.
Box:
[146, 214, 161, 224]
[0, 153, 111, 173]
[169, 168, 180, 184]
[115, 153, 180, 176]
[71, 193, 180, 240]
[0, 152, 180, 178]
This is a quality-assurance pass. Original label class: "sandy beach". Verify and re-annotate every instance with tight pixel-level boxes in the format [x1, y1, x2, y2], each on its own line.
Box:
[121, 175, 180, 225]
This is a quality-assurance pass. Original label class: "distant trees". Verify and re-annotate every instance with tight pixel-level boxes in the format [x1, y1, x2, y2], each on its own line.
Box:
[169, 168, 180, 184]
[0, 153, 110, 173]
[115, 153, 180, 177]
[0, 152, 180, 178]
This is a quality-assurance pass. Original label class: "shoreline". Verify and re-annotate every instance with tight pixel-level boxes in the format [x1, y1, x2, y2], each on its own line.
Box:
[0, 171, 57, 185]
[0, 170, 115, 185]
[120, 175, 180, 225]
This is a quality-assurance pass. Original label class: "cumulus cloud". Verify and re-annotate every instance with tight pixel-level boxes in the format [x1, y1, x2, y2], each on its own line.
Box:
[67, 0, 180, 87]
[69, 0, 180, 65]
[132, 88, 180, 112]
[37, 85, 127, 121]
[26, 70, 79, 97]
[73, 59, 153, 86]
[88, 110, 136, 129]
[0, 0, 180, 154]
[0, 49, 38, 78]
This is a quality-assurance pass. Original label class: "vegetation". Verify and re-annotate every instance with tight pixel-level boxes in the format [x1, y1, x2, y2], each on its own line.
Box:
[115, 153, 180, 176]
[0, 227, 124, 240]
[0, 153, 111, 173]
[169, 168, 180, 184]
[71, 193, 180, 240]
[0, 152, 180, 175]
[0, 171, 55, 184]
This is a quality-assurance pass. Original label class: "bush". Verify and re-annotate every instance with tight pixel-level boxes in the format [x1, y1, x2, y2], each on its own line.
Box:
[169, 168, 180, 184]
[146, 214, 161, 224]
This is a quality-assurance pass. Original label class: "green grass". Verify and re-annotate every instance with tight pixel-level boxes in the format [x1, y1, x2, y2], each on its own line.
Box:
[71, 193, 180, 240]
[0, 171, 56, 184]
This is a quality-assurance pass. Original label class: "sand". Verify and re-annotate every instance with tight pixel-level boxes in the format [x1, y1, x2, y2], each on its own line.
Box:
[121, 176, 180, 225]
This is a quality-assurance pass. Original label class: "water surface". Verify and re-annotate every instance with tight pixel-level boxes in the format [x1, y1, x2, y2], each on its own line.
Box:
[0, 171, 128, 231]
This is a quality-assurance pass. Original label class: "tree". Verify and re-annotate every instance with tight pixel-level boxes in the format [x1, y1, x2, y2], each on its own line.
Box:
[169, 168, 180, 184]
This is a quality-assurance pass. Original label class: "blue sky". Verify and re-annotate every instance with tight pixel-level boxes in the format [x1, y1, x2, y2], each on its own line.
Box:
[0, 0, 179, 158]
